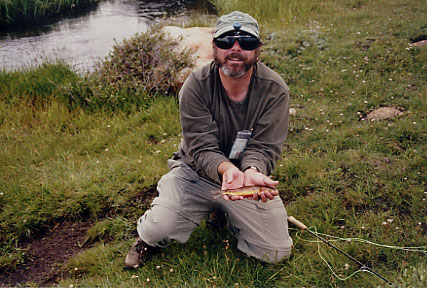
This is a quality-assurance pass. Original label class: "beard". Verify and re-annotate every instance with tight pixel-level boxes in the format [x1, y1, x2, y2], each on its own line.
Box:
[213, 49, 258, 78]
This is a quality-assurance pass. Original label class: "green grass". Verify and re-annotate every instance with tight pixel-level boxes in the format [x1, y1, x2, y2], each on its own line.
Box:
[1, 0, 426, 286]
[0, 0, 102, 29]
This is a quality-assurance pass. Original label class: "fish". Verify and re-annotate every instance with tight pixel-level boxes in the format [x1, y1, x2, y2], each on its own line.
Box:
[212, 185, 278, 199]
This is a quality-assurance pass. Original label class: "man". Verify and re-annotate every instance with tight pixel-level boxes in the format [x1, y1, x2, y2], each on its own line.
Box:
[124, 11, 293, 268]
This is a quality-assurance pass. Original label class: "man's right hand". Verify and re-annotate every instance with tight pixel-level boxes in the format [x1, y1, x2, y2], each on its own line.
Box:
[218, 161, 244, 201]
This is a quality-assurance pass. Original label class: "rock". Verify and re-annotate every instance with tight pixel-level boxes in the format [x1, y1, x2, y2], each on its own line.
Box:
[414, 40, 427, 47]
[162, 26, 214, 87]
[162, 26, 214, 70]
[366, 107, 403, 121]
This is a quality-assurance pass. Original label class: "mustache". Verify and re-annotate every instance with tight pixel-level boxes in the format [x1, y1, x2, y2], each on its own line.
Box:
[225, 52, 246, 61]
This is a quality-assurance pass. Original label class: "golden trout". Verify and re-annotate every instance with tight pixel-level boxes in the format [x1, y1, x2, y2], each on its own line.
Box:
[212, 185, 278, 199]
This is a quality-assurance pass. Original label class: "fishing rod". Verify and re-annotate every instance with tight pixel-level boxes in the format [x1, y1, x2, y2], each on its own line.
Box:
[287, 216, 391, 284]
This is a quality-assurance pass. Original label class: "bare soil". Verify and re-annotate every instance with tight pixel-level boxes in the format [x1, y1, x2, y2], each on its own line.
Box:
[0, 221, 92, 287]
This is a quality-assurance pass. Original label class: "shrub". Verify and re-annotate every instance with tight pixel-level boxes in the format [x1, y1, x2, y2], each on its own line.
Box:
[68, 28, 194, 111]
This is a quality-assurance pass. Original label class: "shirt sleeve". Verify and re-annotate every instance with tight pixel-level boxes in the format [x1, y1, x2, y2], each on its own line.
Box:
[240, 85, 290, 176]
[178, 74, 229, 183]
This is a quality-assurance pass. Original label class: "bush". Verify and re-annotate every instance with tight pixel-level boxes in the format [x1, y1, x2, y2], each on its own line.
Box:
[66, 28, 194, 112]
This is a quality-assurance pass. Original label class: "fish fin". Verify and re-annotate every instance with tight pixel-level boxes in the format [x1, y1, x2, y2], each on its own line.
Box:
[211, 189, 223, 199]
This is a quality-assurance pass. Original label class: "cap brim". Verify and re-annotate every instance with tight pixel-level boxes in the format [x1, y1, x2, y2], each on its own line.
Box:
[214, 26, 258, 38]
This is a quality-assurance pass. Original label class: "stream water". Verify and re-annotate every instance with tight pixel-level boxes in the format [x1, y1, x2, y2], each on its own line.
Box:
[0, 0, 212, 72]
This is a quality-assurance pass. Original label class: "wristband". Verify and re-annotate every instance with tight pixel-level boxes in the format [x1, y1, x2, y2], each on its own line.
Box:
[244, 166, 259, 172]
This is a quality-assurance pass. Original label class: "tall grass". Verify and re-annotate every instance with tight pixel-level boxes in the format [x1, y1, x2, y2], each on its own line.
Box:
[0, 0, 426, 286]
[211, 0, 324, 28]
[0, 0, 102, 29]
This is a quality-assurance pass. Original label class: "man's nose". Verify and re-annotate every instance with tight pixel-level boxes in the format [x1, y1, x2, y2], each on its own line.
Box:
[231, 39, 242, 50]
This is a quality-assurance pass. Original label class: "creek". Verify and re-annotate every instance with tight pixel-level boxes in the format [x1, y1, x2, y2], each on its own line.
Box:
[0, 0, 212, 72]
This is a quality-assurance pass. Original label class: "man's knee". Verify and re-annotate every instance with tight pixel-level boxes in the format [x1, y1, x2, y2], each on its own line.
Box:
[262, 249, 292, 263]
[137, 206, 180, 246]
[238, 240, 292, 263]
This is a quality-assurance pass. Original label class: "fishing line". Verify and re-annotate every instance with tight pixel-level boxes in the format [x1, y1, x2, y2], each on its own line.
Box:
[311, 226, 365, 281]
[294, 228, 427, 253]
[288, 216, 426, 283]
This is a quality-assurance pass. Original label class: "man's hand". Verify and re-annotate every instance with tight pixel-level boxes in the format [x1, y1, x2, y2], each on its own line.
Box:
[218, 162, 279, 202]
[218, 162, 244, 201]
[243, 168, 279, 202]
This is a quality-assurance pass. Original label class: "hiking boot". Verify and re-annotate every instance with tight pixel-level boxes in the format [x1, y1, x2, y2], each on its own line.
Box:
[124, 237, 158, 269]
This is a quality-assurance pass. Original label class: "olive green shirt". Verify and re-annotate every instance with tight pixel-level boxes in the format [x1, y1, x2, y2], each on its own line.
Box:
[175, 61, 290, 185]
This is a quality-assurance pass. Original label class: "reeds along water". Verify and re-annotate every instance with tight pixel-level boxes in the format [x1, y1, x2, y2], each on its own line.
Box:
[0, 0, 100, 26]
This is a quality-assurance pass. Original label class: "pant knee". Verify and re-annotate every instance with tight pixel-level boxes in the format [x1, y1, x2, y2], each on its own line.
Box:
[137, 204, 195, 246]
[237, 240, 292, 263]
[137, 208, 174, 246]
[263, 249, 291, 263]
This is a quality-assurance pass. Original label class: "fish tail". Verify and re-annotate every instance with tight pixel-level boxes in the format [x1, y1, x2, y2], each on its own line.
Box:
[211, 189, 223, 199]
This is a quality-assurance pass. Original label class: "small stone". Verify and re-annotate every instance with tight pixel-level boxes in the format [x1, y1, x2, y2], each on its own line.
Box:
[414, 40, 427, 47]
[366, 107, 403, 121]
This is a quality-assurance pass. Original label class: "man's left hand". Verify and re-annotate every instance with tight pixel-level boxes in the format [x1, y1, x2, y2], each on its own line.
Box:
[244, 168, 279, 202]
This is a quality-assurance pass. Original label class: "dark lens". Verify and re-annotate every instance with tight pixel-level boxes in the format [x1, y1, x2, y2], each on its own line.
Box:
[214, 37, 235, 50]
[214, 36, 259, 50]
[238, 38, 259, 50]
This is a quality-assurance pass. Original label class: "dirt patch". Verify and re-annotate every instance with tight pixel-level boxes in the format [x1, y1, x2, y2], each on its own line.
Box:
[0, 185, 160, 287]
[0, 221, 92, 287]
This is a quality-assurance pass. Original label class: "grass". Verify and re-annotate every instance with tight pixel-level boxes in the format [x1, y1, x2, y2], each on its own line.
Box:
[1, 0, 426, 286]
[0, 0, 102, 30]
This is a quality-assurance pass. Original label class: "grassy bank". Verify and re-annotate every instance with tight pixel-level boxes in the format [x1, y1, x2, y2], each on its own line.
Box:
[1, 0, 426, 286]
[0, 0, 102, 30]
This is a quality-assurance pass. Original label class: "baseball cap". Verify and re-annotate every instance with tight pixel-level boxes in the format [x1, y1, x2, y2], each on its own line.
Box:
[214, 11, 259, 39]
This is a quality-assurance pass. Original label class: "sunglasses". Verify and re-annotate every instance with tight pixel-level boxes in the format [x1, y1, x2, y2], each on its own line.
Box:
[214, 35, 260, 51]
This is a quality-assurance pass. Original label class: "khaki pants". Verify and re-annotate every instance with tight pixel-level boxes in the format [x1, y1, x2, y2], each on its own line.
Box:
[137, 159, 293, 263]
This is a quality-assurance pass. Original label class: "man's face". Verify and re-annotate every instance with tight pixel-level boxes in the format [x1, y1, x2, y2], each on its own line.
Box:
[213, 36, 259, 78]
